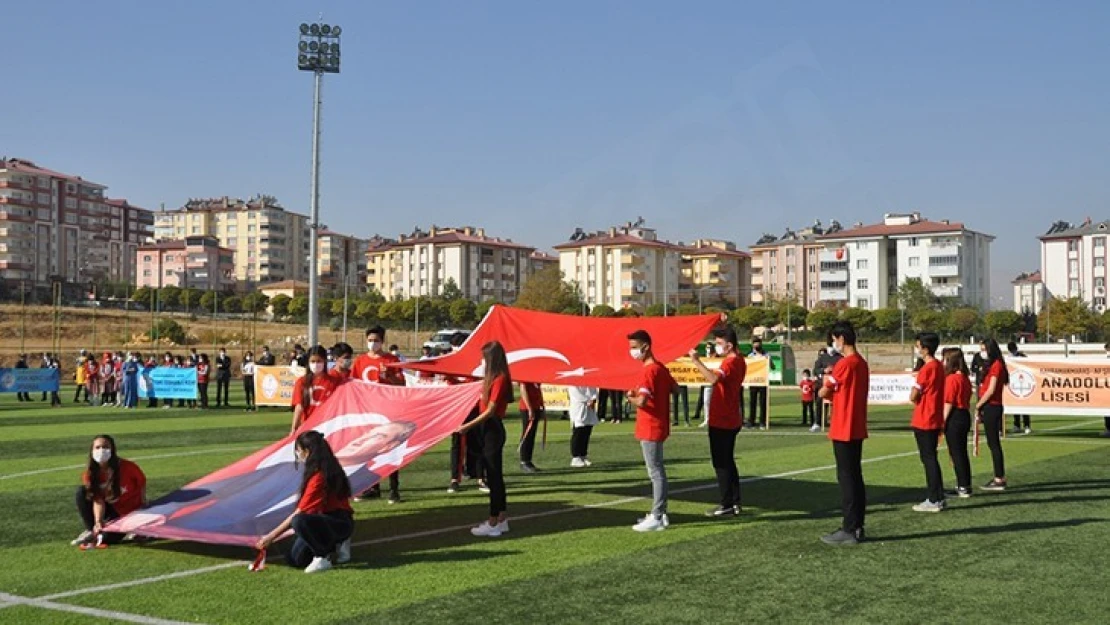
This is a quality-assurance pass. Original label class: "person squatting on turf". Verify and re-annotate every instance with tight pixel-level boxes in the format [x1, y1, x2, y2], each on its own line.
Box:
[819, 321, 870, 546]
[976, 338, 1010, 492]
[458, 341, 513, 538]
[626, 329, 677, 532]
[688, 323, 746, 518]
[941, 347, 974, 497]
[909, 332, 946, 513]
[257, 430, 354, 574]
[73, 435, 147, 547]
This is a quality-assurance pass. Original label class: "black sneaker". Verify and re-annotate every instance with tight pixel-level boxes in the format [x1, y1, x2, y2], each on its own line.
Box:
[854, 527, 866, 542]
[447, 481, 460, 494]
[520, 463, 538, 474]
[388, 492, 402, 505]
[353, 486, 382, 502]
[980, 478, 1007, 492]
[705, 505, 741, 518]
[821, 529, 859, 546]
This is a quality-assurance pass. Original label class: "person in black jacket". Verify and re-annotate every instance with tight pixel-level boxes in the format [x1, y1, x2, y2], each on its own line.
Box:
[813, 339, 842, 427]
[746, 338, 773, 429]
[257, 345, 276, 366]
[15, 354, 31, 402]
[215, 347, 232, 408]
[1007, 342, 1031, 434]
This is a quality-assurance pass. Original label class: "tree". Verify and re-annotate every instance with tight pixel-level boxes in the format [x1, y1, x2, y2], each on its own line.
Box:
[180, 288, 203, 312]
[131, 287, 155, 309]
[449, 299, 477, 327]
[377, 300, 403, 324]
[199, 291, 218, 313]
[732, 307, 767, 332]
[148, 318, 188, 345]
[806, 309, 839, 336]
[475, 299, 497, 322]
[270, 294, 292, 318]
[1037, 297, 1097, 339]
[874, 308, 903, 335]
[777, 302, 808, 329]
[355, 300, 381, 324]
[896, 278, 936, 315]
[984, 310, 1025, 339]
[241, 292, 269, 314]
[287, 295, 309, 320]
[590, 304, 617, 317]
[676, 303, 700, 316]
[841, 308, 876, 333]
[439, 278, 464, 302]
[911, 309, 946, 333]
[645, 304, 666, 317]
[221, 295, 242, 314]
[946, 307, 980, 337]
[514, 266, 584, 313]
[328, 317, 343, 332]
[158, 286, 181, 310]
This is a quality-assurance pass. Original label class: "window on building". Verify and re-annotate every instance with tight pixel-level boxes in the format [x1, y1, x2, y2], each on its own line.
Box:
[1068, 240, 1079, 252]
[857, 279, 869, 289]
[857, 298, 869, 308]
[1096, 277, 1105, 290]
[143, 255, 152, 262]
[909, 238, 919, 247]
[856, 259, 868, 270]
[1070, 279, 1080, 294]
[908, 257, 920, 267]
[1070, 259, 1080, 276]
[1096, 237, 1106, 250]
[142, 270, 151, 277]
[1097, 257, 1106, 268]
[165, 255, 174, 262]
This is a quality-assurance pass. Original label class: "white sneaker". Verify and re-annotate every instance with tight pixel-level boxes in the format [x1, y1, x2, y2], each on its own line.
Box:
[470, 521, 503, 537]
[1024, 427, 1032, 435]
[70, 530, 92, 546]
[582, 458, 592, 467]
[495, 520, 510, 534]
[335, 538, 351, 564]
[633, 514, 667, 532]
[304, 557, 333, 573]
[810, 424, 820, 432]
[570, 457, 586, 468]
[912, 499, 945, 513]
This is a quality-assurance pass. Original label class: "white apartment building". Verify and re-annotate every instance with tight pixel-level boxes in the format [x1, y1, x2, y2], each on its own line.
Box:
[816, 212, 994, 310]
[1012, 271, 1045, 314]
[1040, 219, 1110, 312]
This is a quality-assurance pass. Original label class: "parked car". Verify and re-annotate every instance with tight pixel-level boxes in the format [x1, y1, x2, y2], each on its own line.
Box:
[424, 329, 471, 354]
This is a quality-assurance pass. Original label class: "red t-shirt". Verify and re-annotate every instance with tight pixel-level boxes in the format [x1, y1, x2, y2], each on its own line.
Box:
[292, 373, 339, 421]
[353, 353, 404, 385]
[824, 352, 869, 442]
[328, 366, 352, 383]
[978, 360, 1006, 406]
[708, 355, 745, 430]
[634, 362, 676, 442]
[911, 359, 945, 430]
[518, 382, 545, 413]
[296, 472, 353, 515]
[196, 363, 210, 384]
[480, 374, 511, 418]
[944, 372, 972, 410]
[800, 379, 816, 403]
[82, 459, 146, 516]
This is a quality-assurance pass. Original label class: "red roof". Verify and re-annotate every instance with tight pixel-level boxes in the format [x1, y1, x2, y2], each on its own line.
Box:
[554, 233, 675, 251]
[681, 245, 750, 259]
[1012, 271, 1042, 284]
[530, 251, 558, 261]
[139, 240, 187, 251]
[0, 158, 106, 188]
[818, 219, 973, 240]
[259, 280, 311, 291]
[376, 231, 534, 251]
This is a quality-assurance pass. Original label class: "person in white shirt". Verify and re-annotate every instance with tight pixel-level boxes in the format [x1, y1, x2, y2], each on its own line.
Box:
[241, 351, 256, 412]
[568, 386, 599, 467]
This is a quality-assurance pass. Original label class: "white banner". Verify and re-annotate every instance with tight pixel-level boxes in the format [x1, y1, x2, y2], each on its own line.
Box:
[869, 374, 915, 405]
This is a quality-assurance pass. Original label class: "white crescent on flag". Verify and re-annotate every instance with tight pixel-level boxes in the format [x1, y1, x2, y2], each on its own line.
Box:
[471, 348, 571, 377]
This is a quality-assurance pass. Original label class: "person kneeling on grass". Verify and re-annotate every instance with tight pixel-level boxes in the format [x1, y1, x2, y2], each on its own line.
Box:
[626, 329, 677, 532]
[73, 435, 147, 547]
[257, 431, 354, 574]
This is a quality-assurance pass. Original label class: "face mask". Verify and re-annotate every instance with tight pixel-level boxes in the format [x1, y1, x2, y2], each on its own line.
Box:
[630, 348, 643, 361]
[713, 344, 726, 356]
[246, 356, 253, 362]
[310, 362, 325, 374]
[980, 350, 988, 360]
[368, 341, 382, 353]
[830, 342, 842, 355]
[340, 358, 353, 369]
[92, 448, 112, 464]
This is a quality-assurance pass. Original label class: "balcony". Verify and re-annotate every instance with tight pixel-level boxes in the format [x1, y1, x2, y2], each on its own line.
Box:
[819, 289, 849, 302]
[620, 255, 645, 267]
[928, 264, 960, 278]
[932, 284, 962, 298]
[928, 244, 960, 257]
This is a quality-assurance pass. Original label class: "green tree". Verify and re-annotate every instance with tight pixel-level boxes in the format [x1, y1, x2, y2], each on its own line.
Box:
[287, 295, 309, 320]
[873, 308, 904, 335]
[676, 303, 700, 316]
[946, 307, 981, 337]
[199, 291, 217, 313]
[180, 288, 203, 312]
[475, 299, 497, 321]
[777, 302, 809, 329]
[985, 310, 1025, 339]
[449, 299, 477, 327]
[377, 300, 403, 324]
[221, 295, 242, 314]
[270, 294, 292, 318]
[439, 278, 464, 301]
[732, 307, 767, 332]
[514, 266, 584, 313]
[645, 304, 666, 317]
[590, 304, 617, 317]
[241, 292, 269, 314]
[148, 318, 188, 345]
[911, 309, 946, 333]
[355, 300, 381, 324]
[896, 278, 937, 315]
[1037, 297, 1097, 339]
[840, 308, 876, 334]
[131, 287, 155, 309]
[806, 308, 840, 336]
[158, 286, 181, 310]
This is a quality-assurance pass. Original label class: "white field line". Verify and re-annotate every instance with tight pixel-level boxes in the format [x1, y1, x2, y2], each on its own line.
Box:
[0, 446, 263, 481]
[0, 591, 203, 625]
[34, 448, 922, 602]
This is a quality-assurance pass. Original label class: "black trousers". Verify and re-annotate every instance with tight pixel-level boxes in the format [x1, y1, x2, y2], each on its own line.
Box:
[243, 376, 255, 408]
[74, 486, 125, 544]
[571, 425, 594, 458]
[1012, 414, 1030, 429]
[74, 384, 86, 403]
[216, 373, 231, 406]
[597, 390, 623, 422]
[1105, 417, 1110, 432]
[671, 387, 689, 425]
[286, 511, 353, 567]
[366, 472, 400, 496]
[519, 409, 542, 464]
[451, 407, 482, 481]
[801, 400, 816, 425]
[832, 440, 866, 533]
[17, 391, 31, 401]
[748, 387, 767, 426]
[913, 428, 944, 502]
[198, 383, 209, 408]
[945, 409, 972, 489]
[708, 426, 741, 508]
[480, 417, 508, 517]
[979, 404, 1006, 479]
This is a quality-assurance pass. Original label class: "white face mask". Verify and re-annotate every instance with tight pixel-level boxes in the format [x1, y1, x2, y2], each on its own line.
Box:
[92, 448, 112, 464]
[629, 347, 644, 361]
[310, 362, 325, 374]
[714, 344, 726, 356]
[367, 341, 383, 353]
[979, 350, 988, 360]
[830, 342, 842, 355]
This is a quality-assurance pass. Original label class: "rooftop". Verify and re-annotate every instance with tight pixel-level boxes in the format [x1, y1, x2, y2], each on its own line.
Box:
[1012, 271, 1043, 284]
[817, 212, 992, 240]
[367, 226, 534, 252]
[752, 219, 843, 248]
[258, 280, 311, 291]
[0, 157, 108, 189]
[1040, 218, 1110, 240]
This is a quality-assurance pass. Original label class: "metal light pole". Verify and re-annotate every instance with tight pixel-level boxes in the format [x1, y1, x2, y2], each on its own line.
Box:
[341, 258, 351, 342]
[297, 21, 342, 349]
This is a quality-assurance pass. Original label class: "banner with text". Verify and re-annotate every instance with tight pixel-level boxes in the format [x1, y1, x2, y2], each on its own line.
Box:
[138, 367, 197, 400]
[868, 374, 916, 405]
[1005, 358, 1110, 416]
[253, 365, 303, 407]
[0, 368, 60, 393]
[666, 357, 769, 388]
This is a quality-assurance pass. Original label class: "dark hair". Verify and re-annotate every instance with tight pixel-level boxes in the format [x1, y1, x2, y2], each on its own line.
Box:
[627, 330, 652, 345]
[1007, 341, 1018, 354]
[941, 347, 968, 376]
[331, 342, 354, 359]
[480, 341, 513, 406]
[915, 332, 940, 357]
[802, 368, 811, 375]
[366, 326, 386, 339]
[712, 326, 738, 347]
[300, 345, 329, 409]
[200, 353, 209, 364]
[296, 430, 351, 501]
[388, 344, 399, 352]
[752, 336, 762, 344]
[979, 338, 1010, 386]
[830, 321, 857, 346]
[85, 435, 121, 502]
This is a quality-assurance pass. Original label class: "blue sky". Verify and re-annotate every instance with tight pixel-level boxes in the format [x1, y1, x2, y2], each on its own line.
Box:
[4, 1, 1108, 306]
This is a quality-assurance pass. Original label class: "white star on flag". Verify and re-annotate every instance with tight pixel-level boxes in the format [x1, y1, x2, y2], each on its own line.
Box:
[554, 367, 599, 379]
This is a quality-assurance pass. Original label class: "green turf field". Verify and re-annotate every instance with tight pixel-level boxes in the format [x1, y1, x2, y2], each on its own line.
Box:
[0, 386, 1107, 624]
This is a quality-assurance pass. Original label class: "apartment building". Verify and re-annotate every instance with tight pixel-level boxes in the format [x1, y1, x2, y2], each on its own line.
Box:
[1040, 219, 1110, 312]
[365, 226, 536, 302]
[135, 236, 236, 291]
[749, 220, 841, 308]
[0, 158, 153, 287]
[815, 212, 994, 310]
[681, 239, 751, 308]
[318, 229, 368, 293]
[529, 251, 559, 275]
[1012, 271, 1045, 314]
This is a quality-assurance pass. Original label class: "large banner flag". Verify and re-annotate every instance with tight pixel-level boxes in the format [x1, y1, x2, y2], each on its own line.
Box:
[1004, 358, 1110, 416]
[253, 365, 305, 407]
[137, 366, 197, 400]
[108, 381, 482, 546]
[400, 306, 722, 389]
[0, 368, 60, 393]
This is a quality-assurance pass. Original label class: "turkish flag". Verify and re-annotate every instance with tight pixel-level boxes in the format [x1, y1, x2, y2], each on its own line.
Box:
[399, 306, 722, 390]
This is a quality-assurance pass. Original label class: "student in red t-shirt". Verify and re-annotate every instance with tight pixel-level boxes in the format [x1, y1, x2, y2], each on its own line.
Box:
[689, 323, 746, 518]
[941, 347, 973, 496]
[818, 322, 869, 546]
[799, 369, 817, 430]
[909, 332, 946, 512]
[626, 329, 677, 532]
[518, 382, 545, 473]
[196, 354, 211, 409]
[72, 434, 147, 547]
[351, 326, 404, 503]
[291, 346, 338, 434]
[457, 341, 514, 537]
[328, 342, 355, 383]
[257, 430, 354, 573]
[975, 338, 1009, 491]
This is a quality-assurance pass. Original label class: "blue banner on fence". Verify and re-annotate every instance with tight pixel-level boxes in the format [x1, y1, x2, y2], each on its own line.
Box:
[138, 367, 197, 400]
[0, 368, 60, 393]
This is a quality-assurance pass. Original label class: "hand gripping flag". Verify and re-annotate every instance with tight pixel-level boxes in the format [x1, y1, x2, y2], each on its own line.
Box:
[106, 381, 482, 547]
[399, 306, 723, 389]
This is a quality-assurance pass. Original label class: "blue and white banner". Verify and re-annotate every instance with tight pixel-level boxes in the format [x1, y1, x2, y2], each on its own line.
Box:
[138, 367, 198, 400]
[0, 368, 60, 393]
